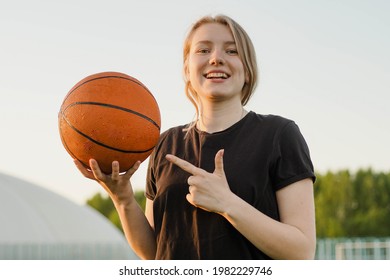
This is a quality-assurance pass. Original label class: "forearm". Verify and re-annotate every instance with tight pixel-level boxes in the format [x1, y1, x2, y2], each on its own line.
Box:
[114, 199, 157, 260]
[74, 159, 156, 258]
[221, 193, 316, 260]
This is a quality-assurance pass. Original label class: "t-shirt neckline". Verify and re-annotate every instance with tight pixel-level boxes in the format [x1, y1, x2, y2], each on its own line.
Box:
[194, 111, 254, 136]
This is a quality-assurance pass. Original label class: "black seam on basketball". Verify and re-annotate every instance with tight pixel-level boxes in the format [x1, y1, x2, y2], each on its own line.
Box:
[59, 110, 156, 154]
[63, 75, 157, 104]
[64, 101, 160, 130]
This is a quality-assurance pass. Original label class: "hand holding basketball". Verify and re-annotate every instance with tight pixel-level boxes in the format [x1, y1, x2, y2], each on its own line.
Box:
[74, 158, 140, 203]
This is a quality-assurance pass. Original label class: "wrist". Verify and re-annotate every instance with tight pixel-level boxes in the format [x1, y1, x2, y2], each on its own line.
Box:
[113, 195, 138, 211]
[109, 186, 136, 208]
[219, 191, 240, 218]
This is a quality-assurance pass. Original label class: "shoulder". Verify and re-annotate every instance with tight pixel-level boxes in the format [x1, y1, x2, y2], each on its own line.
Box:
[247, 112, 295, 133]
[158, 125, 187, 143]
[246, 112, 310, 149]
[250, 111, 292, 124]
[148, 125, 184, 167]
[152, 124, 188, 155]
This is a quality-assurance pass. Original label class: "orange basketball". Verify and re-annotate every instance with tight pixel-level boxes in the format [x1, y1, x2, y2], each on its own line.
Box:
[58, 71, 161, 174]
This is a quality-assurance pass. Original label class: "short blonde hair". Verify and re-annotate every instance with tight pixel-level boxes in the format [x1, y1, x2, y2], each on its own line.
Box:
[183, 14, 258, 128]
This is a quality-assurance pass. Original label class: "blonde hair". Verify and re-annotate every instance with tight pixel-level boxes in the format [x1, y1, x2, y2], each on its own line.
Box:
[183, 14, 258, 131]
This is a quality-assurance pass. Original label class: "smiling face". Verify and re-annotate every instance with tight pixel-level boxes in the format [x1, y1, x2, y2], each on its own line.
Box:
[185, 23, 247, 104]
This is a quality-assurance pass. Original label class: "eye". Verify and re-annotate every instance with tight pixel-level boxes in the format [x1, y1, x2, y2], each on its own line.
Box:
[196, 48, 210, 54]
[226, 49, 238, 55]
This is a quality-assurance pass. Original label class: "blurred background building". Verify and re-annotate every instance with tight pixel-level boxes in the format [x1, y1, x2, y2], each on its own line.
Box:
[0, 172, 138, 260]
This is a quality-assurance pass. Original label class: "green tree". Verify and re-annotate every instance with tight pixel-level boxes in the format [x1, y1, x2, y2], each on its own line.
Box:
[314, 169, 390, 238]
[348, 169, 390, 236]
[86, 190, 146, 232]
[314, 170, 353, 237]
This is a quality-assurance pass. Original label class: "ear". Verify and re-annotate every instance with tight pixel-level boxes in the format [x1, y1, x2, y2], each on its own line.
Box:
[184, 60, 190, 81]
[245, 71, 250, 83]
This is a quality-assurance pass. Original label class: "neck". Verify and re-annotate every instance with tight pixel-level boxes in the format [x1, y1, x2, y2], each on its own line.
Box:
[197, 100, 247, 133]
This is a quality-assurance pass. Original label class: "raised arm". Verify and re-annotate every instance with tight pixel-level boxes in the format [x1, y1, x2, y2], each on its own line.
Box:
[74, 159, 157, 259]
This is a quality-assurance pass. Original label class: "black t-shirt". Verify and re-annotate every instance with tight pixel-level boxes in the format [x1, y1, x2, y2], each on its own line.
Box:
[145, 112, 315, 259]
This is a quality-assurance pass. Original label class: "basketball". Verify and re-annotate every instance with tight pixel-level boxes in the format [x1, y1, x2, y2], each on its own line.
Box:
[58, 71, 161, 174]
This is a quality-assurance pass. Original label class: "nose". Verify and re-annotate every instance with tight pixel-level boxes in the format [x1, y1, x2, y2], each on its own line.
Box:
[209, 50, 224, 65]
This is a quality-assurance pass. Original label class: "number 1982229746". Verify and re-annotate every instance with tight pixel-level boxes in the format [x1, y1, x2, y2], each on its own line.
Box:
[212, 266, 272, 276]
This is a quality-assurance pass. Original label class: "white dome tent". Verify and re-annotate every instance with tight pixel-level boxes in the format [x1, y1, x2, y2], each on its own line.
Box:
[0, 172, 139, 260]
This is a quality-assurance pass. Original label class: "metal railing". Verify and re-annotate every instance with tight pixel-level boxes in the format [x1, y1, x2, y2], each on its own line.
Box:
[0, 242, 138, 260]
[316, 237, 390, 260]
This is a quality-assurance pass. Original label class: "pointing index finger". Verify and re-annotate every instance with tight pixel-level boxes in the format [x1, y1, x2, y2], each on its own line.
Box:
[165, 154, 201, 175]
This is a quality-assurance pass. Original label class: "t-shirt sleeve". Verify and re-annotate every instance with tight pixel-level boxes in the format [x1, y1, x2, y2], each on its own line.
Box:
[144, 128, 171, 201]
[272, 121, 316, 190]
[145, 150, 157, 200]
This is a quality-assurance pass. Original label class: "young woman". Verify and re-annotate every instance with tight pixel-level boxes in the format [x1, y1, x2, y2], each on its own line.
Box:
[75, 14, 316, 260]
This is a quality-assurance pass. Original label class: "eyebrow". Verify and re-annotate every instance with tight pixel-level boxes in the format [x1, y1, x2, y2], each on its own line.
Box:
[194, 40, 236, 46]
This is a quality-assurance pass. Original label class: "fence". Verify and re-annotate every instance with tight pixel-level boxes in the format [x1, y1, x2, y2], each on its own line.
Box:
[316, 237, 390, 260]
[0, 242, 138, 260]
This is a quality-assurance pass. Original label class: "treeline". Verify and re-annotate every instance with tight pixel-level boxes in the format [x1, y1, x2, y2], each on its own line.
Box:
[87, 191, 146, 232]
[315, 169, 390, 237]
[87, 168, 390, 237]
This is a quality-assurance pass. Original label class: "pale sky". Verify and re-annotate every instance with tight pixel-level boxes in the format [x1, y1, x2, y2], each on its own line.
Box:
[1, 0, 389, 204]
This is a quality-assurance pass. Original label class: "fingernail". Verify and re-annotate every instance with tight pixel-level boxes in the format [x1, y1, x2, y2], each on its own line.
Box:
[166, 154, 175, 162]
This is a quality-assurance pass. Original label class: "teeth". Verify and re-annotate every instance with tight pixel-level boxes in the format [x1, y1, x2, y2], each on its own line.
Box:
[206, 72, 228, 79]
